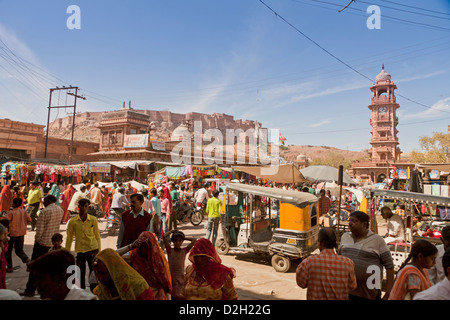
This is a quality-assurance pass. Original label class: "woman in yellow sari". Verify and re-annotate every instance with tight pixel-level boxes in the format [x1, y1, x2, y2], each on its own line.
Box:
[93, 248, 154, 300]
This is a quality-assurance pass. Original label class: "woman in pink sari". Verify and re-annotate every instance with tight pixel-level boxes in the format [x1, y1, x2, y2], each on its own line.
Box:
[60, 184, 76, 223]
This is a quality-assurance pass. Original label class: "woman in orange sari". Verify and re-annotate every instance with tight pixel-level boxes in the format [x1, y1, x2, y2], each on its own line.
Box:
[93, 248, 154, 300]
[389, 239, 438, 300]
[182, 238, 238, 300]
[124, 231, 172, 300]
[60, 184, 75, 223]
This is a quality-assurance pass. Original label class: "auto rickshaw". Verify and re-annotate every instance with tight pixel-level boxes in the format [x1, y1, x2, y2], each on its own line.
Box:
[215, 183, 319, 272]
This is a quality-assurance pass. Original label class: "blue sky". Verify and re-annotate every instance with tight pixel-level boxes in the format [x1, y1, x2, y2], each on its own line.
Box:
[1, 0, 450, 154]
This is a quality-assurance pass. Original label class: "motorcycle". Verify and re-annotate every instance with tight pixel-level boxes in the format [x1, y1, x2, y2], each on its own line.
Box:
[105, 209, 122, 236]
[175, 198, 204, 226]
[87, 204, 103, 219]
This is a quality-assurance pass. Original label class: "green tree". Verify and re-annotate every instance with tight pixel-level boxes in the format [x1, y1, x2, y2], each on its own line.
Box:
[410, 132, 450, 163]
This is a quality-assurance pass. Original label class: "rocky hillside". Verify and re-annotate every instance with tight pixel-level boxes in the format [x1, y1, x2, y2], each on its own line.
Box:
[47, 110, 376, 164]
[281, 145, 368, 163]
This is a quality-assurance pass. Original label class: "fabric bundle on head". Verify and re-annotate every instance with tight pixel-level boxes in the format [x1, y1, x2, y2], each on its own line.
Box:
[188, 238, 236, 290]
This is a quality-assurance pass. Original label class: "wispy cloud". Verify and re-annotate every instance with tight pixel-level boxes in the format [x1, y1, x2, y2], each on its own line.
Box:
[0, 23, 52, 124]
[395, 70, 445, 84]
[400, 97, 450, 120]
[310, 119, 331, 128]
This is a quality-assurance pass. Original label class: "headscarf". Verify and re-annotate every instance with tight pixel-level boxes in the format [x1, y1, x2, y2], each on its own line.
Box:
[188, 238, 236, 290]
[129, 231, 172, 300]
[49, 184, 60, 205]
[0, 185, 12, 212]
[93, 248, 154, 300]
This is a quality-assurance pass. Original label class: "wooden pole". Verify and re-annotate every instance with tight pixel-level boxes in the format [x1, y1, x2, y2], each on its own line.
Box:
[337, 165, 344, 244]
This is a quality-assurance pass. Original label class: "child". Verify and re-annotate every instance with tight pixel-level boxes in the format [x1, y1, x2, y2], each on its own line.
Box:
[49, 233, 64, 251]
[163, 230, 196, 300]
[2, 198, 31, 272]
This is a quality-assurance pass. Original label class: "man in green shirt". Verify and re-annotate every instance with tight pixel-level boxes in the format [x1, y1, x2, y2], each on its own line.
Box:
[65, 198, 101, 289]
[205, 189, 222, 246]
[27, 181, 43, 231]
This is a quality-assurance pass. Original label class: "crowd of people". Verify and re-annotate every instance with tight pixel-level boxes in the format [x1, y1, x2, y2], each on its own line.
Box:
[0, 178, 449, 301]
[0, 179, 238, 300]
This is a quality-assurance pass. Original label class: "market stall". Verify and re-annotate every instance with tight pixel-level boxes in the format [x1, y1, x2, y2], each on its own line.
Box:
[0, 161, 86, 186]
[232, 164, 309, 184]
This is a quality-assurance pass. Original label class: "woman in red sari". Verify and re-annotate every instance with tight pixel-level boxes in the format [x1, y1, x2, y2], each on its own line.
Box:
[126, 231, 172, 300]
[104, 192, 113, 218]
[182, 238, 238, 300]
[0, 185, 12, 213]
[60, 184, 75, 223]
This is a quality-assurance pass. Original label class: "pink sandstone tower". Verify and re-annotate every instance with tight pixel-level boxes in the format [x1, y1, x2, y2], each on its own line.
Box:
[368, 64, 401, 164]
[350, 66, 414, 184]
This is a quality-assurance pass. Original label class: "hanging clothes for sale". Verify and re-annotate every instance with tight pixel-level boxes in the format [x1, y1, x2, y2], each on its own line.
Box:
[166, 166, 183, 179]
[185, 165, 193, 177]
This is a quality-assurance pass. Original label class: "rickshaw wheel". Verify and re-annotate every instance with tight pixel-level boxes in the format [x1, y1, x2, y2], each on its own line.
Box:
[271, 254, 291, 273]
[215, 238, 230, 255]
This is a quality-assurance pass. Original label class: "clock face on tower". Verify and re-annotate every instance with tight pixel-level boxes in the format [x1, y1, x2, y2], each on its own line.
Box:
[379, 107, 387, 114]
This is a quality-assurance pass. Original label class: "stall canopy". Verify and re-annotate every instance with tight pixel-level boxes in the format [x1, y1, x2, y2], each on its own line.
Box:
[416, 164, 450, 172]
[73, 180, 148, 191]
[345, 187, 364, 203]
[232, 164, 309, 184]
[300, 165, 355, 185]
[87, 161, 153, 170]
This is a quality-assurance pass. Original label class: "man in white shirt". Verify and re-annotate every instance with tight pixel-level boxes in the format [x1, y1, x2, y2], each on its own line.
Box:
[380, 206, 404, 244]
[111, 188, 129, 215]
[67, 185, 87, 217]
[414, 247, 450, 300]
[194, 183, 210, 205]
[429, 226, 450, 284]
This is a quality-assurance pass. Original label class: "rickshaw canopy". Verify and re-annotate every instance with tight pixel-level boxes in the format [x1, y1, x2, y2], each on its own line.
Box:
[226, 183, 318, 208]
[363, 188, 450, 207]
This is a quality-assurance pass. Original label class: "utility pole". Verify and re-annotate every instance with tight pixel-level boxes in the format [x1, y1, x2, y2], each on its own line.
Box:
[44, 86, 86, 164]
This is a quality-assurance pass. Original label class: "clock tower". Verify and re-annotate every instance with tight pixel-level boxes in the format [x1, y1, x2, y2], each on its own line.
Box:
[368, 65, 401, 164]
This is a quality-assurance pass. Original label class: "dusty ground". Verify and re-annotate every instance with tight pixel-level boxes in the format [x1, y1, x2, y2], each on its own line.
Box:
[5, 215, 387, 300]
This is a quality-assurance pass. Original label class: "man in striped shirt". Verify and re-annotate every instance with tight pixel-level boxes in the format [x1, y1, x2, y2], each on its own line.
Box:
[338, 211, 395, 300]
[296, 227, 357, 300]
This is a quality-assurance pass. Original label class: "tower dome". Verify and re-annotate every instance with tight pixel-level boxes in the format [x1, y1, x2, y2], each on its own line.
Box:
[375, 64, 391, 82]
